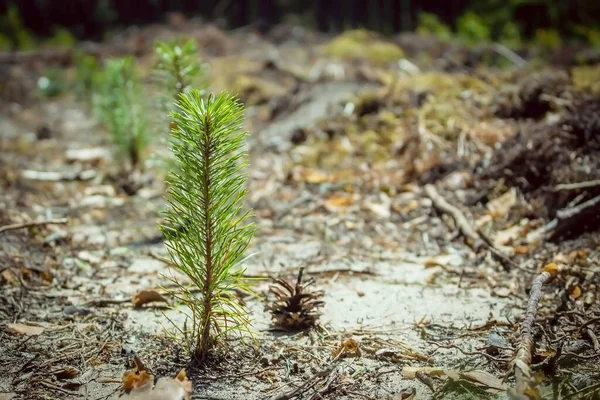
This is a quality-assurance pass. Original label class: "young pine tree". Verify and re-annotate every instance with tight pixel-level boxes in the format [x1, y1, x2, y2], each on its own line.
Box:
[153, 39, 203, 100]
[160, 90, 256, 362]
[93, 57, 148, 169]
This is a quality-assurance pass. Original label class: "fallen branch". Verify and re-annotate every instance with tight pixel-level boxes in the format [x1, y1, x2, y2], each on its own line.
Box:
[21, 169, 96, 181]
[509, 263, 569, 398]
[424, 184, 484, 251]
[492, 43, 527, 67]
[0, 218, 68, 234]
[554, 179, 600, 191]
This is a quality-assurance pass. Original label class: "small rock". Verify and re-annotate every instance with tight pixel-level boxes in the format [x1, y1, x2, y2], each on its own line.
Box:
[290, 128, 307, 145]
[63, 305, 93, 316]
[36, 125, 52, 140]
[66, 144, 109, 161]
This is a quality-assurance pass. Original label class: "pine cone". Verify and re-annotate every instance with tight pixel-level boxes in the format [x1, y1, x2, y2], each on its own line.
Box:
[265, 268, 324, 330]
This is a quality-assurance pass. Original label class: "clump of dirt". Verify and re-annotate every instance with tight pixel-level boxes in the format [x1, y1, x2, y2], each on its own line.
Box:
[476, 95, 600, 222]
[494, 70, 571, 119]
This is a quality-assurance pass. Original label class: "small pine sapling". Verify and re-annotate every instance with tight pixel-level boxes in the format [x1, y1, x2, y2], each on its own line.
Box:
[151, 39, 205, 173]
[160, 90, 257, 362]
[153, 39, 204, 100]
[94, 57, 148, 169]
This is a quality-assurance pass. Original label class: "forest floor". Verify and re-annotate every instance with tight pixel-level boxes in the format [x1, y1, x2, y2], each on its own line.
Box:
[1, 20, 600, 400]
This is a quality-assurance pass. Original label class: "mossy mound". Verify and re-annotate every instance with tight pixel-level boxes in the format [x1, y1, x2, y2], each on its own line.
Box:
[321, 29, 404, 65]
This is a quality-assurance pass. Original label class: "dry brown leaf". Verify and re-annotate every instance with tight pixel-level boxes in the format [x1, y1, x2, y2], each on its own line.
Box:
[133, 290, 168, 308]
[570, 285, 582, 300]
[460, 370, 507, 391]
[492, 225, 521, 247]
[423, 257, 445, 268]
[122, 357, 153, 392]
[123, 369, 153, 391]
[568, 249, 588, 261]
[1, 269, 18, 284]
[403, 366, 506, 392]
[8, 323, 44, 336]
[51, 366, 80, 380]
[514, 245, 529, 254]
[324, 194, 356, 211]
[115, 369, 192, 400]
[332, 337, 361, 358]
[487, 188, 517, 218]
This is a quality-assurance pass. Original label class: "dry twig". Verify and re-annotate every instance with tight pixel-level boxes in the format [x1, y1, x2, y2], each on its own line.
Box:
[509, 263, 569, 398]
[0, 218, 68, 234]
[424, 184, 483, 250]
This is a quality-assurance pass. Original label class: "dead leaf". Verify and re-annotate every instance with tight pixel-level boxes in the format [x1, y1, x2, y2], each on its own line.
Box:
[460, 370, 507, 391]
[1, 269, 18, 284]
[514, 245, 529, 254]
[487, 188, 516, 218]
[133, 290, 168, 308]
[332, 337, 361, 357]
[51, 366, 80, 380]
[324, 194, 356, 212]
[570, 285, 582, 300]
[423, 257, 445, 268]
[363, 193, 391, 218]
[114, 369, 192, 400]
[397, 387, 416, 400]
[492, 225, 521, 247]
[402, 367, 506, 391]
[122, 357, 153, 391]
[8, 323, 44, 336]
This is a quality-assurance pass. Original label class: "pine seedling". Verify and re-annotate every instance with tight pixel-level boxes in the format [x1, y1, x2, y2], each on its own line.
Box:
[93, 57, 148, 169]
[160, 90, 257, 362]
[151, 39, 205, 173]
[153, 39, 204, 100]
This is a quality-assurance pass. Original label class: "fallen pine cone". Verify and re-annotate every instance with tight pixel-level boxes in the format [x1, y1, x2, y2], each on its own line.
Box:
[264, 267, 324, 330]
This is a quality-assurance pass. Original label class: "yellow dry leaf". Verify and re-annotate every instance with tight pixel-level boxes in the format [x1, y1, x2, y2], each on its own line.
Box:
[332, 338, 361, 358]
[514, 245, 529, 255]
[8, 323, 44, 336]
[543, 263, 558, 274]
[324, 194, 356, 211]
[570, 285, 582, 299]
[487, 188, 517, 218]
[423, 257, 444, 268]
[304, 170, 329, 184]
[122, 368, 153, 391]
[568, 249, 587, 261]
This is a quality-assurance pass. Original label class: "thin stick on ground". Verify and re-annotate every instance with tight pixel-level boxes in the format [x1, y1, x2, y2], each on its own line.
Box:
[271, 352, 343, 400]
[0, 218, 68, 234]
[554, 179, 600, 191]
[509, 263, 569, 398]
[424, 184, 483, 251]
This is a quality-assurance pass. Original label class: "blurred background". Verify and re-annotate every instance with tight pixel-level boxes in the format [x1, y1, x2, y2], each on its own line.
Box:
[2, 0, 600, 46]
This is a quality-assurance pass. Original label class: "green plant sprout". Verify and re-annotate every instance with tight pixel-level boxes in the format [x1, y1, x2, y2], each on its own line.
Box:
[153, 38, 204, 99]
[160, 90, 257, 362]
[72, 51, 99, 98]
[93, 56, 148, 169]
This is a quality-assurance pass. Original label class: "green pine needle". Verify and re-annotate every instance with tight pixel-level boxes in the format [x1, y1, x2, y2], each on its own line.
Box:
[160, 89, 257, 361]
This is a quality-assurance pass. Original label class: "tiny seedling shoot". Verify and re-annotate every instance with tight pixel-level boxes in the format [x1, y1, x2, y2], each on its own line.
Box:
[153, 38, 203, 99]
[160, 90, 256, 362]
[93, 57, 148, 169]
